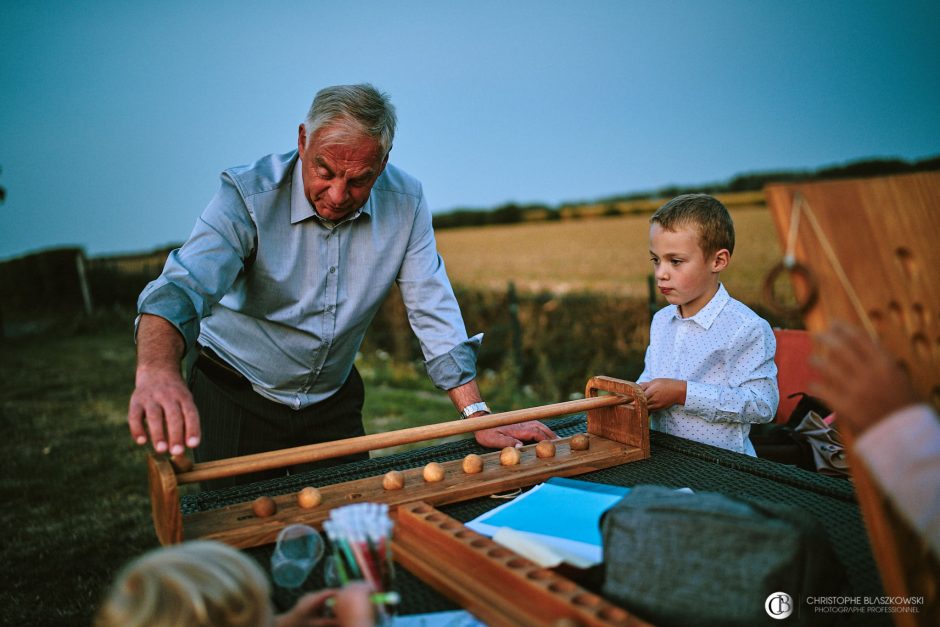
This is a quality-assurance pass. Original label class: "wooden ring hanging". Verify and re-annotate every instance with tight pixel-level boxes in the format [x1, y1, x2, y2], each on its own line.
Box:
[762, 258, 819, 317]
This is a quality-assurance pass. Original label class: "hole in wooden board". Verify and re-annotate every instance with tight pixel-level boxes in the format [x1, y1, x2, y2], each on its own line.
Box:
[470, 538, 489, 549]
[411, 504, 431, 514]
[912, 303, 927, 329]
[548, 580, 577, 594]
[897, 360, 912, 379]
[571, 592, 602, 607]
[345, 493, 362, 500]
[598, 606, 631, 622]
[869, 309, 885, 332]
[912, 333, 930, 360]
[527, 569, 554, 581]
[888, 301, 905, 328]
[487, 547, 511, 559]
[454, 530, 473, 540]
[506, 558, 528, 569]
[895, 247, 918, 279]
[439, 521, 459, 531]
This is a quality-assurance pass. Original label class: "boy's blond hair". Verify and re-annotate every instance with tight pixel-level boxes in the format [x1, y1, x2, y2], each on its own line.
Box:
[95, 540, 273, 627]
[650, 193, 735, 257]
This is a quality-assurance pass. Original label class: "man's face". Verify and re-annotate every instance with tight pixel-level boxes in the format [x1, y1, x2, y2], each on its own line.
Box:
[297, 122, 388, 222]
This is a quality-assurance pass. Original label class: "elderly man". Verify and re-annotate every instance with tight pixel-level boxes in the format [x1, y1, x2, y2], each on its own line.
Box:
[129, 84, 554, 488]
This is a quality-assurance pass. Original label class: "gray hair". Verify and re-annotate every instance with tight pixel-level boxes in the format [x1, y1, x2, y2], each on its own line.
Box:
[303, 83, 397, 157]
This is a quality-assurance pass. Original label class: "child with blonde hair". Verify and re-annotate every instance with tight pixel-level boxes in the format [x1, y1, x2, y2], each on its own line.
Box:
[639, 193, 778, 455]
[95, 540, 373, 627]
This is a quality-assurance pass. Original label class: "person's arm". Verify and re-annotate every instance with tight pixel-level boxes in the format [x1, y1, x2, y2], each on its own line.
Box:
[128, 172, 257, 454]
[679, 320, 778, 423]
[810, 321, 939, 556]
[276, 583, 375, 627]
[127, 314, 200, 455]
[809, 321, 917, 434]
[447, 378, 555, 449]
[396, 188, 555, 447]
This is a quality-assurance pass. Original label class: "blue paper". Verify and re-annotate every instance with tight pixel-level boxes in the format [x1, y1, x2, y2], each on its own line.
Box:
[468, 477, 629, 546]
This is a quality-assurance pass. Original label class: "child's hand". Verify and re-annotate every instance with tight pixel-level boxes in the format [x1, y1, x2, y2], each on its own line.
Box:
[275, 583, 374, 626]
[639, 378, 687, 411]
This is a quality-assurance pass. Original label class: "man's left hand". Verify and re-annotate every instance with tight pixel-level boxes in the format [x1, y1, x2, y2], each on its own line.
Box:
[474, 420, 557, 449]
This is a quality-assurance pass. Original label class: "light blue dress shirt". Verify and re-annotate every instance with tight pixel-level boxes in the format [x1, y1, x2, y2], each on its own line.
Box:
[138, 151, 480, 409]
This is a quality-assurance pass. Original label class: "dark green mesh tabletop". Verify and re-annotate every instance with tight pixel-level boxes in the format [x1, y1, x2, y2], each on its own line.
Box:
[181, 415, 885, 624]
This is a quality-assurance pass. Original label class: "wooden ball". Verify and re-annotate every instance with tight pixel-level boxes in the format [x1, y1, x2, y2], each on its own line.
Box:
[499, 446, 521, 466]
[535, 440, 556, 458]
[382, 470, 405, 490]
[462, 454, 484, 474]
[570, 434, 590, 451]
[252, 496, 277, 518]
[297, 486, 322, 509]
[423, 462, 445, 483]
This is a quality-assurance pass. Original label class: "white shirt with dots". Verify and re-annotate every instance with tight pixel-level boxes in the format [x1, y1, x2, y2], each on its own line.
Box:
[638, 283, 779, 456]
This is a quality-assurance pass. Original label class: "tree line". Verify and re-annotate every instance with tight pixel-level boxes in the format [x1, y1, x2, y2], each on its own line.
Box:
[432, 155, 940, 230]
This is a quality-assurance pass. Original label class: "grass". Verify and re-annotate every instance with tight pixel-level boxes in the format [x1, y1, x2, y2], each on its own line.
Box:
[0, 313, 477, 626]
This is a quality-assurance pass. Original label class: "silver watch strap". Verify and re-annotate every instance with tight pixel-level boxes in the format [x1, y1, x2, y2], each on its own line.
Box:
[459, 401, 491, 419]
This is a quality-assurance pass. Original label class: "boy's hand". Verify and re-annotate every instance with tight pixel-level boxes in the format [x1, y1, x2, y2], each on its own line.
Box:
[639, 378, 687, 411]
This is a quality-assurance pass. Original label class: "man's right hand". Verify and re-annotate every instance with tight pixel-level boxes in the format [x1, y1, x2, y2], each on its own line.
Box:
[128, 314, 201, 455]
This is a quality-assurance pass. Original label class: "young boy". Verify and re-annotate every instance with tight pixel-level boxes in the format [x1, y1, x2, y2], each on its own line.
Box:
[638, 194, 778, 456]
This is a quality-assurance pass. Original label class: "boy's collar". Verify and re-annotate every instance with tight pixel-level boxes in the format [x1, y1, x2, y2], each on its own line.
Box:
[671, 283, 729, 329]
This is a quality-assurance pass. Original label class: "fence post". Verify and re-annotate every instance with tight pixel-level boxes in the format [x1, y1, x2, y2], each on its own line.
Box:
[75, 251, 94, 316]
[507, 281, 523, 378]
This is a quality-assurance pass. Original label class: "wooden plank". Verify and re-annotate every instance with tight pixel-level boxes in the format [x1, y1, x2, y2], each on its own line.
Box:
[184, 434, 644, 549]
[765, 172, 940, 626]
[586, 376, 649, 456]
[765, 171, 940, 407]
[392, 501, 651, 627]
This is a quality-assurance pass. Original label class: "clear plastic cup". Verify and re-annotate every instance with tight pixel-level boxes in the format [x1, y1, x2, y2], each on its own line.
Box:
[271, 524, 324, 588]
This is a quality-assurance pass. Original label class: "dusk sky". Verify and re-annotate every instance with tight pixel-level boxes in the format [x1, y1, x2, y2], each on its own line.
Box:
[1, 1, 938, 259]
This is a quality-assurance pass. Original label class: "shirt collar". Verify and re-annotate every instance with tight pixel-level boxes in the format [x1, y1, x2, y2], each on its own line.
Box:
[290, 154, 373, 226]
[670, 283, 729, 330]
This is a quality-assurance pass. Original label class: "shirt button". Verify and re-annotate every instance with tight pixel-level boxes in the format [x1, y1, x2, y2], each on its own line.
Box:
[326, 304, 334, 312]
[330, 266, 336, 273]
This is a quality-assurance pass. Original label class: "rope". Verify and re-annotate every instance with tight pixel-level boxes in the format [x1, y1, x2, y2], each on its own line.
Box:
[785, 193, 878, 340]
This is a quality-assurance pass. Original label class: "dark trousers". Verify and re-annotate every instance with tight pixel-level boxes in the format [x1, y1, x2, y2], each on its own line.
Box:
[189, 349, 367, 491]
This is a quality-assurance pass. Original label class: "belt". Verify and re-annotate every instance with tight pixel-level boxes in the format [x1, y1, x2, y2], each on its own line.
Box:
[195, 345, 249, 388]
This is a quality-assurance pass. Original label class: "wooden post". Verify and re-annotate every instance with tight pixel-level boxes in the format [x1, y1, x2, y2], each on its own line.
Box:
[148, 455, 183, 545]
[585, 376, 649, 458]
[507, 281, 523, 379]
[74, 251, 93, 316]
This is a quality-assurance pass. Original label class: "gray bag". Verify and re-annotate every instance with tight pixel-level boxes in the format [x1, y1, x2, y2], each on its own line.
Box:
[601, 485, 844, 626]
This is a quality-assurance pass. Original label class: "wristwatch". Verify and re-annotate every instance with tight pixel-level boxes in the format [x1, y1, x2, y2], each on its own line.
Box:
[459, 402, 491, 419]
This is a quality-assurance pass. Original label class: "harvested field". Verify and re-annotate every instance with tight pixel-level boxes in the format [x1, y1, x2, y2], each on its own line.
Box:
[436, 204, 782, 305]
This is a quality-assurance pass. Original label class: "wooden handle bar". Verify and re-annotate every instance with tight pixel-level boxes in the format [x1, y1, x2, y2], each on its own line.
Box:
[176, 394, 630, 484]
